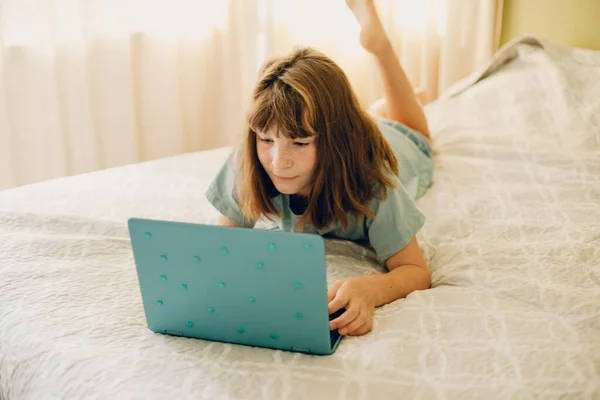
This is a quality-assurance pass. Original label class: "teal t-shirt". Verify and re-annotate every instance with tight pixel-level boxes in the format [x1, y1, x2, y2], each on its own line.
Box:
[205, 119, 434, 263]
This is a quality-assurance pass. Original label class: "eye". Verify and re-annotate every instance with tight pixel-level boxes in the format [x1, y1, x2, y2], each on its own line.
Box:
[293, 142, 310, 147]
[257, 137, 273, 143]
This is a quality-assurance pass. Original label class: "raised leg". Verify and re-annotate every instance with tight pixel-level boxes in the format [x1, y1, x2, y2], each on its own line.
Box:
[347, 0, 430, 139]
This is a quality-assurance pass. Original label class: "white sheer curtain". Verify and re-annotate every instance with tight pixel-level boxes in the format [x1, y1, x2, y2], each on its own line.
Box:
[0, 0, 503, 190]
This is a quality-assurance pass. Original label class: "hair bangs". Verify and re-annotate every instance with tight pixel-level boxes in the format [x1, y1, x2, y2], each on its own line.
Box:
[247, 80, 317, 140]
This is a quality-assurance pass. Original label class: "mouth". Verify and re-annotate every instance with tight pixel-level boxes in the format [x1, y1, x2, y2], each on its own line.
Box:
[273, 174, 297, 181]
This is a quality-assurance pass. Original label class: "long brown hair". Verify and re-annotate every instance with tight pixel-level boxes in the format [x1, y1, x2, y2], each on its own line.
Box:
[237, 47, 399, 231]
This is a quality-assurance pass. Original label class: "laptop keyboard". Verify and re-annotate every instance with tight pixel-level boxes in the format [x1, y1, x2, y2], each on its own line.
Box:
[329, 308, 345, 321]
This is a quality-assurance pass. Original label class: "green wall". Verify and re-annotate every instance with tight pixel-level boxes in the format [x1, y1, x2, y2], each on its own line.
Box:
[500, 0, 600, 50]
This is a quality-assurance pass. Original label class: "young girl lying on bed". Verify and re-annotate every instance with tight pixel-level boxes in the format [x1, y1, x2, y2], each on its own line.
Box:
[206, 0, 434, 337]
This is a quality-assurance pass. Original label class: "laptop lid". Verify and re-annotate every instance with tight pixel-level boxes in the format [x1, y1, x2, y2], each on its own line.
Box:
[128, 217, 342, 355]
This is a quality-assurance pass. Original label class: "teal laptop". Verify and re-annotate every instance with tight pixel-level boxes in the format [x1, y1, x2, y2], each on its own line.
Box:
[128, 217, 343, 355]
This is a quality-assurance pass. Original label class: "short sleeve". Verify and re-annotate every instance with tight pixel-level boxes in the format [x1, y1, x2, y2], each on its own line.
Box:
[366, 178, 426, 262]
[205, 151, 256, 228]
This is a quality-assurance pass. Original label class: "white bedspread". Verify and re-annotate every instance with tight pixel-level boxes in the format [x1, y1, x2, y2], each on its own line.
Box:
[1, 36, 599, 399]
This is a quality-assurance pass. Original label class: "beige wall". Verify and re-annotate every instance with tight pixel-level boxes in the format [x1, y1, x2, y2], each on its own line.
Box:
[500, 0, 600, 50]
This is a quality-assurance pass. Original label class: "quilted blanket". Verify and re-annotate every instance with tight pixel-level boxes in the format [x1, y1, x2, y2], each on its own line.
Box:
[1, 36, 599, 399]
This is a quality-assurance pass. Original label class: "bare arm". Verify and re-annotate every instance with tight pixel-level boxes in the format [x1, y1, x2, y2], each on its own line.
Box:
[370, 236, 431, 307]
[218, 214, 239, 227]
[328, 236, 431, 336]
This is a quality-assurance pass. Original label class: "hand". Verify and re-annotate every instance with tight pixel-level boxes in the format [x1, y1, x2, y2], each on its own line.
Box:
[327, 276, 377, 336]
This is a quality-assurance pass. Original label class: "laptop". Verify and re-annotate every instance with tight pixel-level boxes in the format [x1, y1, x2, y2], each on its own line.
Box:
[128, 217, 343, 355]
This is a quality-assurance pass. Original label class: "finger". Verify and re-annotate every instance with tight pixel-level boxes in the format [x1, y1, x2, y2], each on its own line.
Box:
[347, 321, 372, 336]
[330, 306, 359, 331]
[327, 287, 349, 315]
[338, 310, 365, 335]
[327, 281, 343, 303]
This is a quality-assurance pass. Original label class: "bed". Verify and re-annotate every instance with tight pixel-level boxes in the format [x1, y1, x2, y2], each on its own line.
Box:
[1, 35, 599, 399]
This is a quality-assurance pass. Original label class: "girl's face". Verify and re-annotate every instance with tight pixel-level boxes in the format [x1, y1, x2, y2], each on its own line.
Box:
[256, 125, 317, 197]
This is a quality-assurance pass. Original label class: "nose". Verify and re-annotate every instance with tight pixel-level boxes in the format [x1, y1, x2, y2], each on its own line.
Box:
[271, 146, 293, 170]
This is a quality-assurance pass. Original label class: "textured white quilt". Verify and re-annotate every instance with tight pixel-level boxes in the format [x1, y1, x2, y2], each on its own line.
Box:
[1, 36, 599, 400]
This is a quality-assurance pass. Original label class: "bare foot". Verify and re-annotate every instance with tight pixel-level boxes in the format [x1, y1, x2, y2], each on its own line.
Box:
[346, 0, 390, 55]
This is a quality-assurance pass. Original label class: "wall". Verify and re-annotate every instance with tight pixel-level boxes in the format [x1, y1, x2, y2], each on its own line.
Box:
[500, 0, 600, 50]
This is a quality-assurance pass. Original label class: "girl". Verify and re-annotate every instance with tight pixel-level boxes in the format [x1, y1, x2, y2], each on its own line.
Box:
[205, 0, 434, 337]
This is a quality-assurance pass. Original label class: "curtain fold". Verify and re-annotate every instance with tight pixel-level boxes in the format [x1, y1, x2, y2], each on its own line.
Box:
[0, 0, 503, 190]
